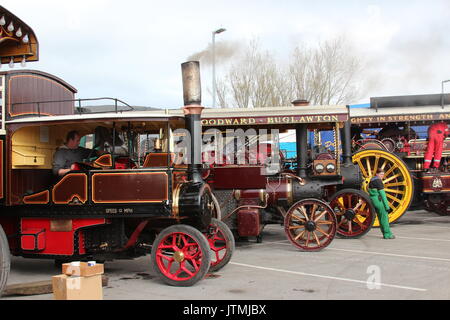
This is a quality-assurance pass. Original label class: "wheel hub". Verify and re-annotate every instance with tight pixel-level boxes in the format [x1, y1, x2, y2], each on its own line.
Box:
[173, 251, 185, 263]
[361, 177, 371, 192]
[344, 209, 356, 220]
[305, 221, 316, 232]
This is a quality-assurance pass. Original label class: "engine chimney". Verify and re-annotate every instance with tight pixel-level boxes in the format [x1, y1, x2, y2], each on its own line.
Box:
[181, 61, 204, 183]
[291, 99, 310, 107]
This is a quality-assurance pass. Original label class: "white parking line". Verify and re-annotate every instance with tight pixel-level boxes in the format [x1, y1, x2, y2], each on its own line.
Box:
[328, 248, 450, 262]
[230, 262, 427, 292]
[368, 235, 450, 242]
[263, 241, 450, 262]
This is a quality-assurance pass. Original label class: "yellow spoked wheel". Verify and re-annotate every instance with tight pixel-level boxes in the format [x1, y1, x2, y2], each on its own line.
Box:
[352, 149, 413, 226]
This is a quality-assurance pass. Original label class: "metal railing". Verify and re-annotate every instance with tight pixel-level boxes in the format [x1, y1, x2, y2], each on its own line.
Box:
[0, 75, 5, 133]
[10, 97, 134, 118]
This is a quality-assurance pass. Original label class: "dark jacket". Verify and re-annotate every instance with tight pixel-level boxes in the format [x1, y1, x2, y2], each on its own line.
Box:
[52, 146, 92, 175]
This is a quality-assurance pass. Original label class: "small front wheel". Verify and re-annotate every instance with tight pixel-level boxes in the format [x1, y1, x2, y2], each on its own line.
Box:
[151, 224, 211, 287]
[284, 199, 337, 251]
[329, 189, 376, 239]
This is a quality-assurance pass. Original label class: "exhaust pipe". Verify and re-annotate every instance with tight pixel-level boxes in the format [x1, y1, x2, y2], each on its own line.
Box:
[181, 61, 204, 183]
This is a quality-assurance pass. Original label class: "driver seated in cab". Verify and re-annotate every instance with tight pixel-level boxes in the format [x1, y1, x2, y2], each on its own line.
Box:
[52, 130, 99, 177]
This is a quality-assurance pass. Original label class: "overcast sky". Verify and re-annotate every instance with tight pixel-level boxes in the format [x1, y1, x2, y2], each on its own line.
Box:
[2, 0, 450, 108]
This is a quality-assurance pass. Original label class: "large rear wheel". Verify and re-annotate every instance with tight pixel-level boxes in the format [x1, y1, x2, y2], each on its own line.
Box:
[151, 224, 211, 287]
[0, 225, 10, 297]
[352, 149, 413, 225]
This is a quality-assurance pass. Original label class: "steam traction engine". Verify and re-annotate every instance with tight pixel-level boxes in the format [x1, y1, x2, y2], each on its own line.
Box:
[350, 94, 450, 218]
[200, 102, 376, 251]
[0, 62, 234, 288]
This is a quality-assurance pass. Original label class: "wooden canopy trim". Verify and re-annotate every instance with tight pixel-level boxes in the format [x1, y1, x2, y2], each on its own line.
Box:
[0, 6, 39, 64]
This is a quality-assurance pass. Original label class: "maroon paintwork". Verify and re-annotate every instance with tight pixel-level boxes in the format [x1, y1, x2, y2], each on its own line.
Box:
[212, 166, 267, 189]
[2, 70, 77, 119]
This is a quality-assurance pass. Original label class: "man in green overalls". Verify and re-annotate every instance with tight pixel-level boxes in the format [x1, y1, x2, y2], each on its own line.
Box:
[368, 168, 395, 239]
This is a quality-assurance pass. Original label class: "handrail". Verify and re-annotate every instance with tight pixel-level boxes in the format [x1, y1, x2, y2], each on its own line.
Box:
[0, 75, 5, 133]
[10, 97, 134, 117]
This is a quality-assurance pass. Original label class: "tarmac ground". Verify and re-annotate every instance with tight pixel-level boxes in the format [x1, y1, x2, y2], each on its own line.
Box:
[3, 209, 450, 300]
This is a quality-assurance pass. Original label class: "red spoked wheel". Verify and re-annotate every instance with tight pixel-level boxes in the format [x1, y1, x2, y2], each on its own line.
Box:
[284, 199, 337, 251]
[206, 218, 235, 272]
[151, 224, 211, 287]
[329, 189, 376, 239]
[0, 224, 10, 297]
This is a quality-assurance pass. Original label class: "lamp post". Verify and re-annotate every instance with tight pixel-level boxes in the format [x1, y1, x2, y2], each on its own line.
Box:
[442, 80, 450, 108]
[212, 28, 226, 108]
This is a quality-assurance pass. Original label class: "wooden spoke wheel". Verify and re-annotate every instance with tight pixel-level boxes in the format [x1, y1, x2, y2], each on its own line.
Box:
[353, 149, 413, 226]
[0, 225, 10, 297]
[151, 224, 211, 287]
[284, 199, 337, 252]
[206, 218, 235, 272]
[329, 189, 376, 238]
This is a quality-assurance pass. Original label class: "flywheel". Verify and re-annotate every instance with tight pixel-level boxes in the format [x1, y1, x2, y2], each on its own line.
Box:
[352, 149, 413, 225]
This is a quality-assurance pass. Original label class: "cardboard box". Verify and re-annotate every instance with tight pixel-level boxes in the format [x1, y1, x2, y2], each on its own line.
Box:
[52, 274, 103, 300]
[62, 262, 104, 277]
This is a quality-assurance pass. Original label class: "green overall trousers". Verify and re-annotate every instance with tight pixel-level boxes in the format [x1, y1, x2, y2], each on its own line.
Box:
[368, 176, 395, 239]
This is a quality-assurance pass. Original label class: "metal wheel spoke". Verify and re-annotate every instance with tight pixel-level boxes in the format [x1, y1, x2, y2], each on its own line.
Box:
[316, 226, 330, 237]
[383, 173, 400, 184]
[383, 164, 397, 177]
[157, 252, 174, 262]
[385, 182, 406, 188]
[312, 232, 321, 246]
[311, 203, 317, 218]
[354, 218, 366, 229]
[365, 158, 372, 178]
[187, 249, 202, 260]
[348, 221, 352, 233]
[211, 244, 226, 253]
[298, 206, 309, 221]
[356, 160, 368, 177]
[305, 232, 311, 246]
[359, 202, 367, 212]
[294, 230, 306, 241]
[380, 159, 387, 170]
[385, 188, 405, 195]
[386, 193, 402, 204]
[289, 225, 306, 230]
[291, 214, 306, 223]
[372, 156, 380, 176]
[314, 210, 327, 222]
[181, 263, 195, 276]
[353, 199, 363, 211]
[338, 218, 348, 227]
[317, 220, 334, 225]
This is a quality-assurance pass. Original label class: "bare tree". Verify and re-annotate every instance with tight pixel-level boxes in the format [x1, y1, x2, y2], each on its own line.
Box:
[216, 36, 364, 108]
[290, 37, 363, 105]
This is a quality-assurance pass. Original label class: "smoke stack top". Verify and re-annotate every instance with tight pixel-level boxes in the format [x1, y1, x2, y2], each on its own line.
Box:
[291, 99, 310, 107]
[181, 61, 202, 106]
